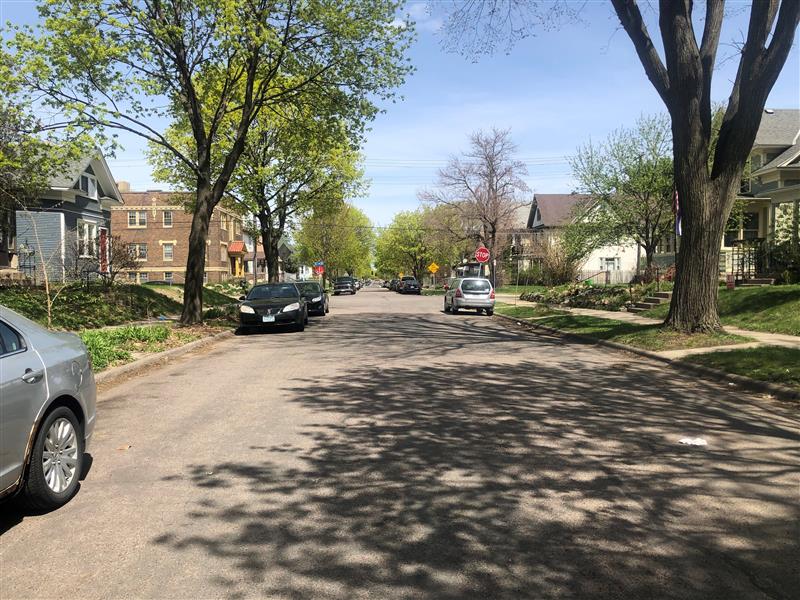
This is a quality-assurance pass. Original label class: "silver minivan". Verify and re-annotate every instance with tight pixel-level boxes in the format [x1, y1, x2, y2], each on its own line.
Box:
[0, 306, 96, 510]
[443, 277, 495, 315]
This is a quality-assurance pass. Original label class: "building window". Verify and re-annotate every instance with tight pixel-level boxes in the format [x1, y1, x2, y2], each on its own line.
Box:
[220, 214, 227, 230]
[601, 257, 620, 271]
[163, 243, 174, 261]
[203, 272, 208, 284]
[163, 211, 173, 227]
[235, 221, 240, 235]
[220, 244, 226, 261]
[77, 220, 98, 257]
[164, 272, 173, 282]
[742, 212, 760, 240]
[79, 174, 98, 200]
[128, 211, 147, 227]
[139, 272, 148, 283]
[128, 243, 147, 261]
[128, 272, 137, 281]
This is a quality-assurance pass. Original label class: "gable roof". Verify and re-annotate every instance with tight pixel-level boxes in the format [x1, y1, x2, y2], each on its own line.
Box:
[753, 140, 800, 175]
[49, 151, 123, 204]
[531, 194, 592, 228]
[754, 109, 800, 147]
[509, 202, 533, 230]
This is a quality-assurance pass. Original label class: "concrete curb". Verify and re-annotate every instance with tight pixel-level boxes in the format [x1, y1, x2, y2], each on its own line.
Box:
[95, 329, 234, 388]
[493, 313, 799, 402]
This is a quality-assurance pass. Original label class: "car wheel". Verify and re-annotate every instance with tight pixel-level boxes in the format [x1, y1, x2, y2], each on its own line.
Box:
[304, 311, 309, 325]
[325, 303, 329, 314]
[296, 318, 305, 332]
[444, 299, 450, 313]
[486, 309, 494, 316]
[23, 406, 85, 511]
[451, 305, 459, 314]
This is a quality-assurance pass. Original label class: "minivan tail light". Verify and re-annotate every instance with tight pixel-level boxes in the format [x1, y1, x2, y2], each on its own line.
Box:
[455, 288, 463, 298]
[490, 289, 495, 299]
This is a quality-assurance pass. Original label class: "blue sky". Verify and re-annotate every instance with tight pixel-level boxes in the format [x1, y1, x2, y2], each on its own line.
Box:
[3, 1, 799, 226]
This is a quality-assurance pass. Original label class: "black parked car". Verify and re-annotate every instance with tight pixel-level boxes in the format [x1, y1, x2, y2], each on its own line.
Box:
[333, 277, 356, 295]
[295, 281, 329, 316]
[388, 279, 400, 291]
[238, 283, 308, 332]
[397, 276, 421, 295]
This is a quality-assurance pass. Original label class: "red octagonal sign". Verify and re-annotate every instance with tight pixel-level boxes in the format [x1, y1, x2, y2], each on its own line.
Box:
[475, 246, 490, 263]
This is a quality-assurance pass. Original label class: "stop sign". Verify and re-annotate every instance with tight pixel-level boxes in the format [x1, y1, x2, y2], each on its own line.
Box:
[475, 246, 490, 263]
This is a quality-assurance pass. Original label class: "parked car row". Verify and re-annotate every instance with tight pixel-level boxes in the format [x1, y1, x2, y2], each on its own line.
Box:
[384, 276, 422, 295]
[238, 281, 329, 332]
[443, 277, 495, 315]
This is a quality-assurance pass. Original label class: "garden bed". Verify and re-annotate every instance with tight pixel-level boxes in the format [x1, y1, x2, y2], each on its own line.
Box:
[520, 281, 673, 311]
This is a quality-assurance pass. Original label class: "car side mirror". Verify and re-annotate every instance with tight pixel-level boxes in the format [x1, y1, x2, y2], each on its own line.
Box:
[239, 295, 246, 301]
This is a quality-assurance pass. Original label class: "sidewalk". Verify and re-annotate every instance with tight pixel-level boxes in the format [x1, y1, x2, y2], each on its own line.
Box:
[495, 293, 800, 358]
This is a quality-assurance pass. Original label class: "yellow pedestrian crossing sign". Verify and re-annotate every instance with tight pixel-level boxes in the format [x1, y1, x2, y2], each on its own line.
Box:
[428, 262, 439, 273]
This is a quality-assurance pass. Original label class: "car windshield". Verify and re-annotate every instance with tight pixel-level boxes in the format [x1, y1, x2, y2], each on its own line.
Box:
[401, 277, 416, 282]
[336, 278, 353, 284]
[295, 282, 321, 295]
[247, 284, 298, 300]
[461, 279, 491, 292]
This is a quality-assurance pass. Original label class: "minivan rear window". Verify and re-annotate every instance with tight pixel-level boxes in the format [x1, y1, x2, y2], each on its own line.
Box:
[461, 279, 491, 292]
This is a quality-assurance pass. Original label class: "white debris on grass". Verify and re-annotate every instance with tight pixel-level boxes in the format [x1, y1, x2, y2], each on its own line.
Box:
[679, 437, 708, 446]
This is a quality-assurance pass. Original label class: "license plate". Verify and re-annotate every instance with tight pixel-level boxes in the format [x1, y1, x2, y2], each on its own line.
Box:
[262, 315, 275, 323]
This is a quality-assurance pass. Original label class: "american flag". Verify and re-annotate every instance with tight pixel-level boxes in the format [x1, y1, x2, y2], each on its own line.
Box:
[673, 189, 682, 236]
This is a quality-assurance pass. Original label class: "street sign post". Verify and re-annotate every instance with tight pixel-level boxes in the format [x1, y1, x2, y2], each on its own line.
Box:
[427, 262, 439, 273]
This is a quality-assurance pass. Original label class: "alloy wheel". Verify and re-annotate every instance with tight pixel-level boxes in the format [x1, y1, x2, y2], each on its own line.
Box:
[42, 418, 79, 493]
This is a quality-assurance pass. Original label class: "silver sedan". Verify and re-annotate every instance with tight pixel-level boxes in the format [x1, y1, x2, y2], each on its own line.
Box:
[0, 306, 96, 510]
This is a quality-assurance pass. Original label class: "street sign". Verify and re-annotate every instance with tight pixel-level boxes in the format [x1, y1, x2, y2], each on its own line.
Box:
[427, 262, 439, 273]
[475, 246, 490, 263]
[313, 265, 325, 275]
[313, 261, 324, 267]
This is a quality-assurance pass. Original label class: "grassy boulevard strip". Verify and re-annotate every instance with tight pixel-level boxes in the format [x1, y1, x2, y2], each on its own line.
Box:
[493, 302, 800, 398]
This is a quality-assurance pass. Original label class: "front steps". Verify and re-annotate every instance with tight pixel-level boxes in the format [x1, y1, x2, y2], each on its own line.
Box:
[628, 290, 672, 314]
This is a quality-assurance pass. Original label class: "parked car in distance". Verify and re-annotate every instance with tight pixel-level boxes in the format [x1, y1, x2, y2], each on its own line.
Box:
[0, 306, 96, 510]
[388, 279, 400, 291]
[443, 277, 495, 315]
[239, 283, 308, 332]
[295, 281, 329, 316]
[333, 277, 356, 296]
[397, 276, 422, 295]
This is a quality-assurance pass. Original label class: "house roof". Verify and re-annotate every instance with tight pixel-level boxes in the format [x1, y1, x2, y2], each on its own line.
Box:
[753, 140, 800, 175]
[531, 194, 592, 228]
[49, 152, 124, 205]
[754, 109, 800, 147]
[509, 203, 532, 229]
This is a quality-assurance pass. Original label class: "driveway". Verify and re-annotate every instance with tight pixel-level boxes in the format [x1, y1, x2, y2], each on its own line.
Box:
[1, 287, 797, 599]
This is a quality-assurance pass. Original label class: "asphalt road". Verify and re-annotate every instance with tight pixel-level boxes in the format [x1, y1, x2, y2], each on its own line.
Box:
[1, 287, 798, 599]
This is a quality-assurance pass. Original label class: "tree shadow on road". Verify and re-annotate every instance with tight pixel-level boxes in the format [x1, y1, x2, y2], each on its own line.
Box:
[152, 314, 800, 599]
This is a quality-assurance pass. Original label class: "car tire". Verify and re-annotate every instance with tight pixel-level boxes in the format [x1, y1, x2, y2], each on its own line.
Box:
[304, 311, 309, 325]
[296, 318, 305, 332]
[23, 406, 85, 511]
[451, 306, 459, 314]
[443, 299, 450, 313]
[486, 309, 494, 316]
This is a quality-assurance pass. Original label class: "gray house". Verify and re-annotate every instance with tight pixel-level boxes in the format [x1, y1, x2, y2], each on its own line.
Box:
[15, 152, 123, 282]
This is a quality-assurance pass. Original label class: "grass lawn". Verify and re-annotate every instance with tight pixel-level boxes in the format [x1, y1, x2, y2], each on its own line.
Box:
[643, 284, 800, 336]
[422, 288, 446, 296]
[494, 302, 567, 319]
[79, 324, 215, 371]
[685, 346, 800, 391]
[532, 314, 752, 352]
[495, 284, 549, 296]
[0, 284, 182, 330]
[146, 283, 239, 307]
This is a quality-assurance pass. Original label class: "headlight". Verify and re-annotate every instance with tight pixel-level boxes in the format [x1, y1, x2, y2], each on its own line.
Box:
[239, 305, 255, 314]
[282, 302, 300, 312]
[311, 296, 322, 302]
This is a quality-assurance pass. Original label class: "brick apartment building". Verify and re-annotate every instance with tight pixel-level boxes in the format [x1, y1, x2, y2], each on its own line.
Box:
[111, 185, 245, 284]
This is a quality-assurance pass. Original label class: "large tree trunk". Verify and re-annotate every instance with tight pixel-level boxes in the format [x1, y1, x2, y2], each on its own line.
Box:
[180, 185, 213, 325]
[259, 224, 281, 284]
[665, 170, 738, 333]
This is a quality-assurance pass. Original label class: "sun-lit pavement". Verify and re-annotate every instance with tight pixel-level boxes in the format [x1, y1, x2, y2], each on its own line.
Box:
[1, 287, 798, 599]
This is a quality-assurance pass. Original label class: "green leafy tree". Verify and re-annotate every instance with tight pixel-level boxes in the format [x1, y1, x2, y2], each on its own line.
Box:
[568, 114, 675, 271]
[441, 1, 800, 332]
[295, 203, 374, 284]
[14, 0, 412, 323]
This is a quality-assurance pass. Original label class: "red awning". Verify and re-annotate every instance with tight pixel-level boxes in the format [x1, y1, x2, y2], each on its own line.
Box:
[227, 241, 246, 255]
